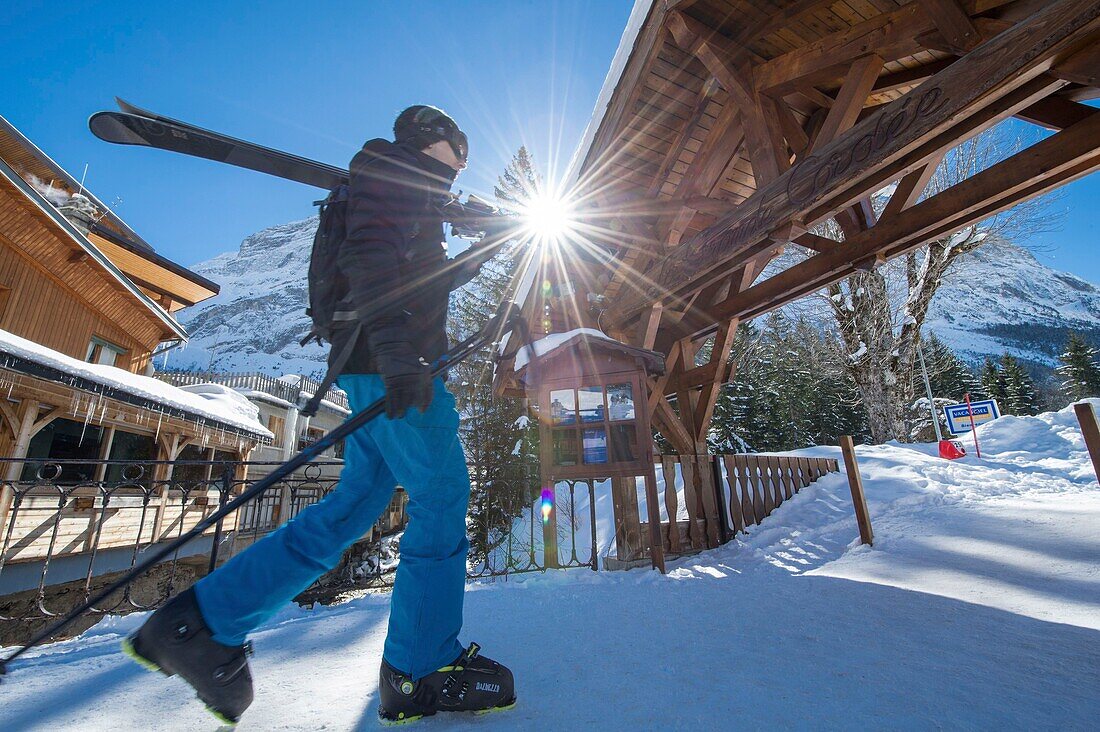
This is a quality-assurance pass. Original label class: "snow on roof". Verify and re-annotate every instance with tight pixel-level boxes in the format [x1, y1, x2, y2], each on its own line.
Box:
[563, 0, 656, 189]
[0, 156, 188, 341]
[513, 327, 620, 371]
[0, 328, 271, 438]
[0, 113, 156, 253]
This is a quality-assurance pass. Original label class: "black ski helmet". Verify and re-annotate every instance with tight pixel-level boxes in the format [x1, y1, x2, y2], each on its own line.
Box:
[394, 105, 468, 163]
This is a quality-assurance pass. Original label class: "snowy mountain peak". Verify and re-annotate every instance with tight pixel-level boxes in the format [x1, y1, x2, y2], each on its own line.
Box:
[166, 216, 326, 376]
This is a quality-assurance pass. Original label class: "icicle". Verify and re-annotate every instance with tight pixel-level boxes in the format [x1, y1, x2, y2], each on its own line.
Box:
[78, 399, 93, 446]
[154, 413, 162, 442]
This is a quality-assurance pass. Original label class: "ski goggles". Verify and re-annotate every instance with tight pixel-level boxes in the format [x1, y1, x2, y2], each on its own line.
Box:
[412, 107, 468, 164]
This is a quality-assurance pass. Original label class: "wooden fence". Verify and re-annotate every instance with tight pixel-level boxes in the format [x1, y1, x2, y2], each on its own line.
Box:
[618, 454, 840, 561]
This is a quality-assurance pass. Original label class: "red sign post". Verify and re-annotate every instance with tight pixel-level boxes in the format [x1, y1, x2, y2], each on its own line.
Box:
[964, 392, 982, 459]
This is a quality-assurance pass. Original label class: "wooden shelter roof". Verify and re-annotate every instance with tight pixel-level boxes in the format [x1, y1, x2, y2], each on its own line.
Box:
[499, 0, 1098, 452]
[0, 116, 219, 314]
[559, 0, 1099, 345]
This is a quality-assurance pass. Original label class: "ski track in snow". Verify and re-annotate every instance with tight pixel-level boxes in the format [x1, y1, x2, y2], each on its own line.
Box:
[2, 405, 1099, 730]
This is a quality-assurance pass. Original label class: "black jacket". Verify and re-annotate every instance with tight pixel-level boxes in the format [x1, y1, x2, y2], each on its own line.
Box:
[329, 139, 458, 375]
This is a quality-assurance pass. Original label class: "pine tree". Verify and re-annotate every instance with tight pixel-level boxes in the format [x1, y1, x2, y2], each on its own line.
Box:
[1057, 333, 1100, 402]
[493, 146, 539, 210]
[449, 147, 542, 565]
[708, 315, 868, 452]
[979, 356, 1006, 404]
[922, 333, 980, 402]
[1000, 354, 1038, 416]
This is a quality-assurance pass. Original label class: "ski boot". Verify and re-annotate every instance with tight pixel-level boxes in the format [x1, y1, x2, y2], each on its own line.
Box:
[121, 587, 254, 725]
[378, 642, 516, 725]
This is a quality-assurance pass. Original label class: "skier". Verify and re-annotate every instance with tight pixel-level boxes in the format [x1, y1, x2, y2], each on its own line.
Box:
[123, 105, 516, 726]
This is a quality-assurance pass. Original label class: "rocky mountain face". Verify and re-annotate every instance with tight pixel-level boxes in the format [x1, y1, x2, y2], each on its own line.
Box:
[925, 239, 1100, 366]
[167, 218, 1100, 375]
[165, 217, 327, 377]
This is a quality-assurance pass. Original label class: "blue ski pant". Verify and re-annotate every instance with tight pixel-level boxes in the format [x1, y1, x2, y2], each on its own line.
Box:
[193, 375, 470, 680]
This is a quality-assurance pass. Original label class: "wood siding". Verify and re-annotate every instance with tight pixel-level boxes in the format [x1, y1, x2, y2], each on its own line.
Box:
[0, 178, 169, 371]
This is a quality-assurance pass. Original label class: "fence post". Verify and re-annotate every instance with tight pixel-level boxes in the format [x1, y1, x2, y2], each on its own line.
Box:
[838, 436, 874, 546]
[710, 456, 730, 544]
[1073, 402, 1100, 485]
[208, 470, 231, 574]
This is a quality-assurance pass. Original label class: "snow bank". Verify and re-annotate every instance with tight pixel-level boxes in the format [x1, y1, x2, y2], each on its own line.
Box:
[4, 402, 1099, 729]
[0, 328, 271, 437]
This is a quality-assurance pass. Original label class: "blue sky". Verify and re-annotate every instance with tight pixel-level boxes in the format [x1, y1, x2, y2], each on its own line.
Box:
[2, 0, 1098, 281]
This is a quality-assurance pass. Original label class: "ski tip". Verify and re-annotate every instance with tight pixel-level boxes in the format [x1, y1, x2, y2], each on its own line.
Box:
[115, 97, 152, 118]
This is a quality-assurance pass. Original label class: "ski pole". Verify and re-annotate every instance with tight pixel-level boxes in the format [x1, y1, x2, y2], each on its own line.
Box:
[0, 309, 519, 680]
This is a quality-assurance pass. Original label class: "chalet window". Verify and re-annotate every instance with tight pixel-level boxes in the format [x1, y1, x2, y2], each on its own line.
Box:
[548, 382, 638, 468]
[174, 444, 212, 485]
[297, 426, 325, 452]
[86, 336, 126, 367]
[22, 417, 104, 483]
[105, 430, 156, 486]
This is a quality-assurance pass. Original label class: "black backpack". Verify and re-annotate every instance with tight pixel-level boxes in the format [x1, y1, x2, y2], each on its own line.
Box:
[302, 183, 350, 346]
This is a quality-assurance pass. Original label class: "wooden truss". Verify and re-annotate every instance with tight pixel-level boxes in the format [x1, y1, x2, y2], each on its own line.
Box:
[553, 0, 1100, 452]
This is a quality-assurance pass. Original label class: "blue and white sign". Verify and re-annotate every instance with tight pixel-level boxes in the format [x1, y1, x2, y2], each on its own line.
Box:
[943, 399, 1001, 435]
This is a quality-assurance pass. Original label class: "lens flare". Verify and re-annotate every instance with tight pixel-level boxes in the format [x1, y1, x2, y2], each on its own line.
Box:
[520, 191, 577, 248]
[540, 488, 554, 524]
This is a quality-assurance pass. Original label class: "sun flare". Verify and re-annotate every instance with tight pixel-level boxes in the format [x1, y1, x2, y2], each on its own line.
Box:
[519, 191, 578, 248]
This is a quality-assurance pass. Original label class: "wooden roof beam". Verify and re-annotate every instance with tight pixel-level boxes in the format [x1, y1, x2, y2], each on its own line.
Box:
[810, 54, 885, 153]
[604, 0, 1100, 328]
[667, 11, 788, 184]
[871, 58, 956, 95]
[752, 0, 1016, 95]
[922, 0, 983, 52]
[714, 112, 1100, 326]
[1050, 35, 1100, 85]
[879, 153, 946, 221]
[917, 16, 1015, 56]
[808, 72, 1067, 226]
[795, 232, 842, 253]
[1014, 95, 1098, 130]
[666, 107, 746, 245]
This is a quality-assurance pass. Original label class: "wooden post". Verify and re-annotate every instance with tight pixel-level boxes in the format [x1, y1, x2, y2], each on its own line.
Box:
[661, 456, 681, 553]
[0, 399, 45, 530]
[610, 476, 642, 562]
[151, 433, 181, 541]
[838, 436, 874, 546]
[542, 482, 560, 569]
[1073, 402, 1100, 485]
[642, 468, 666, 573]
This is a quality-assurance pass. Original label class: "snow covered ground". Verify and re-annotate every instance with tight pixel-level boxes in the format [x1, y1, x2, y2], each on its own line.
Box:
[2, 404, 1098, 730]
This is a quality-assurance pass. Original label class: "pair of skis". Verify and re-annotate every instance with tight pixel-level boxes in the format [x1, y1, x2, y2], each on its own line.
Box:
[89, 98, 349, 190]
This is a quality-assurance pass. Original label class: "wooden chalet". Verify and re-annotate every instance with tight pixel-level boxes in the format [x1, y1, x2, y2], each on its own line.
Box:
[0, 115, 271, 580]
[496, 0, 1098, 566]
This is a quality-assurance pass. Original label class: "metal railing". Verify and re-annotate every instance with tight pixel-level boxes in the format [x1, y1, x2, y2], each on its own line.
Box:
[153, 370, 350, 411]
[466, 469, 599, 579]
[0, 458, 385, 629]
[0, 457, 598, 634]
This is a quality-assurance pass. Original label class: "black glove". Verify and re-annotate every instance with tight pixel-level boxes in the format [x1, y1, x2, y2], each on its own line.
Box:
[369, 330, 433, 419]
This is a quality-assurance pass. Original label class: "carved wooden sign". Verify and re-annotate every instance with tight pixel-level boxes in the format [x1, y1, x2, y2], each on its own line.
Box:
[607, 0, 1100, 327]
